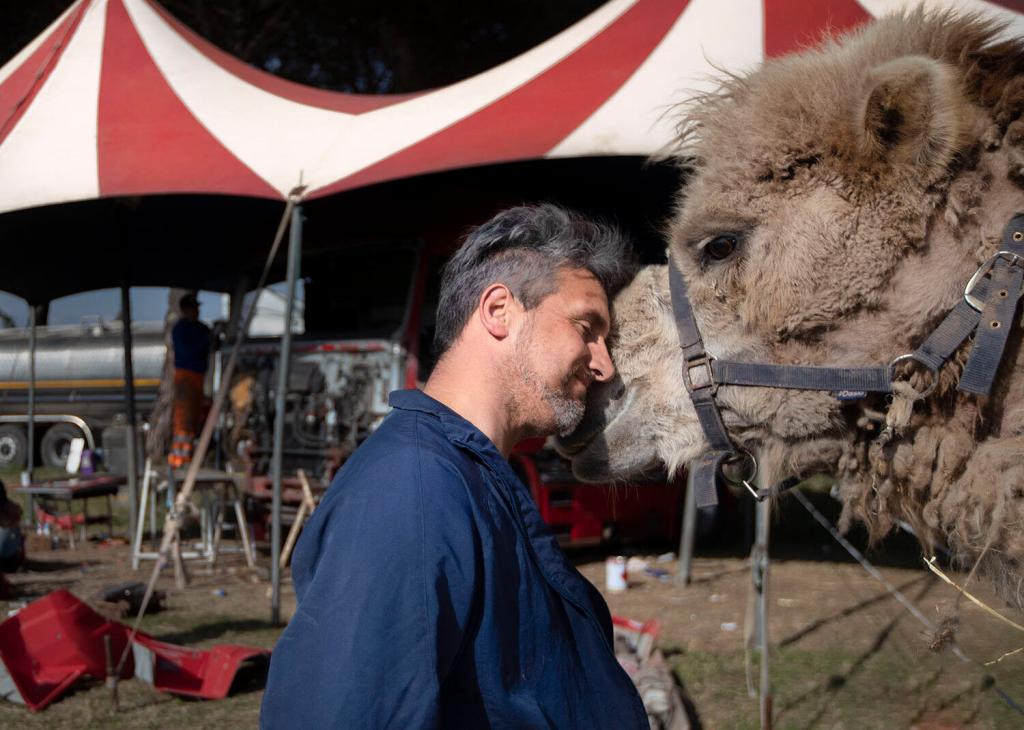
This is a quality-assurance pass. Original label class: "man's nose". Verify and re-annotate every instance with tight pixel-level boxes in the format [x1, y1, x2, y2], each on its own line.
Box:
[588, 338, 615, 383]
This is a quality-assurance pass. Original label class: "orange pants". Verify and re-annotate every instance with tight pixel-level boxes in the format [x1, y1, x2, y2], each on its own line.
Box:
[170, 369, 205, 468]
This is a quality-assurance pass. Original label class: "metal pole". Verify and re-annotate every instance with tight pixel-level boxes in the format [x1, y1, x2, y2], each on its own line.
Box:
[26, 306, 36, 484]
[753, 475, 772, 729]
[676, 469, 698, 585]
[271, 203, 302, 624]
[121, 285, 139, 544]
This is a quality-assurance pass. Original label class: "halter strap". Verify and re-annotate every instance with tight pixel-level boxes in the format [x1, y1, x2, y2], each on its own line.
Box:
[668, 260, 737, 507]
[666, 213, 1024, 508]
[958, 218, 1024, 394]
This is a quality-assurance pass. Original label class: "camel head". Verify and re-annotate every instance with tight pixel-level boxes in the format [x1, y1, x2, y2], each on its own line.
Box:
[559, 9, 1024, 597]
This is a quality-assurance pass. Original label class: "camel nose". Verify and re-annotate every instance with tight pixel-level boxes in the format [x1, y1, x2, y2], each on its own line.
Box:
[589, 337, 614, 383]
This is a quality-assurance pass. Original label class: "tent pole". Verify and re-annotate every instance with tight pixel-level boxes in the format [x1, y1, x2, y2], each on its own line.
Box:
[26, 305, 37, 485]
[121, 285, 139, 545]
[271, 203, 302, 624]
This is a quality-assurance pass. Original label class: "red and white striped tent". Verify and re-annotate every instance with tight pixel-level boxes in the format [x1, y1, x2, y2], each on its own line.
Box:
[1, 0, 1022, 305]
[3, 0, 1021, 623]
[4, 0, 1022, 218]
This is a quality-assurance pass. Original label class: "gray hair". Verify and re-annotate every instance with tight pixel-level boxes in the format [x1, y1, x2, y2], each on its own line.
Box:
[433, 203, 636, 357]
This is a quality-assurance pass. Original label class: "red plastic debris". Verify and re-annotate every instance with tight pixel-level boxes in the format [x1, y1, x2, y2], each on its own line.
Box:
[35, 506, 86, 532]
[132, 635, 269, 699]
[612, 615, 662, 662]
[0, 590, 269, 711]
[0, 589, 130, 710]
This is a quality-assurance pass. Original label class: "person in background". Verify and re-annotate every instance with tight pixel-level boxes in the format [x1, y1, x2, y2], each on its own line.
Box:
[0, 480, 25, 598]
[169, 293, 210, 468]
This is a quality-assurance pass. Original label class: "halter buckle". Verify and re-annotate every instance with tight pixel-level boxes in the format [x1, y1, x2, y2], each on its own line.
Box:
[682, 355, 715, 394]
[964, 251, 1023, 311]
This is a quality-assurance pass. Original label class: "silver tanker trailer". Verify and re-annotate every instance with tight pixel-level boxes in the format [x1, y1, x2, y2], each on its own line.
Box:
[0, 320, 165, 470]
[0, 318, 404, 479]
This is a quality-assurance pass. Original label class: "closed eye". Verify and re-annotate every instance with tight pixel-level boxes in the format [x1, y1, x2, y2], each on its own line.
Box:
[572, 309, 609, 340]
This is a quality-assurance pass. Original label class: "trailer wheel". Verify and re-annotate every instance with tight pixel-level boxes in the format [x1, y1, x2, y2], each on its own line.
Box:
[40, 423, 85, 469]
[0, 425, 27, 468]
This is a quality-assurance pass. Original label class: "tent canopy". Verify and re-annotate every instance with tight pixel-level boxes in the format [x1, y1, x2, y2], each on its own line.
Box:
[2, 0, 1022, 302]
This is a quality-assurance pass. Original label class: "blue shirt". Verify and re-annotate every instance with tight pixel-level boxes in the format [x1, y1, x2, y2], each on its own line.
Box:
[171, 318, 210, 374]
[261, 389, 647, 729]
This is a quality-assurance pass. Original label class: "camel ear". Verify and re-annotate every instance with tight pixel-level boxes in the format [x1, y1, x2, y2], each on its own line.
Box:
[856, 56, 967, 177]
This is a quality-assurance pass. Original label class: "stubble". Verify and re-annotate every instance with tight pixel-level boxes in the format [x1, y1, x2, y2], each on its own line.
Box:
[508, 319, 586, 437]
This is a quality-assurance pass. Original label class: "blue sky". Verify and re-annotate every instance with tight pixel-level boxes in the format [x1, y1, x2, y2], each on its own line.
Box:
[0, 288, 226, 328]
[0, 281, 303, 330]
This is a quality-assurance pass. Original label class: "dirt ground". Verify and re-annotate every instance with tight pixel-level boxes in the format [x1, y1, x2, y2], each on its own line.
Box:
[1, 493, 1023, 729]
[0, 538, 291, 730]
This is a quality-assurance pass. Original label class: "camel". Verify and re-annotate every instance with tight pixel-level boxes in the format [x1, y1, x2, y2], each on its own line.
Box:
[557, 9, 1024, 606]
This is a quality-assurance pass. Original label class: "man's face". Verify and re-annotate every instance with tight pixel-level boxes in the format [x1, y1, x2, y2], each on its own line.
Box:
[507, 268, 614, 437]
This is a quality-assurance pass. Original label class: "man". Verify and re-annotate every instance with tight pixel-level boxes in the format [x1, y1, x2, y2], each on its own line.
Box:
[169, 293, 209, 468]
[261, 204, 646, 728]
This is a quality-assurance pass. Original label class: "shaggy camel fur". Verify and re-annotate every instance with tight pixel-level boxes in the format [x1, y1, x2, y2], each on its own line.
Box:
[558, 9, 1024, 605]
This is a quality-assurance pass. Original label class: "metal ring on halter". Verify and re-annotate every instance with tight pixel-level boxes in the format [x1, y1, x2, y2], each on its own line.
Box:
[888, 353, 939, 400]
[720, 448, 757, 486]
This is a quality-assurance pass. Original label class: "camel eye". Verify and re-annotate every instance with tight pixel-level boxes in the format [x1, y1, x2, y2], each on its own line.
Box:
[704, 235, 738, 261]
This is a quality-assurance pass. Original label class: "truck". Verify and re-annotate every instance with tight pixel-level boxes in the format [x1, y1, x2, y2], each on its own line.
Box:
[0, 320, 164, 470]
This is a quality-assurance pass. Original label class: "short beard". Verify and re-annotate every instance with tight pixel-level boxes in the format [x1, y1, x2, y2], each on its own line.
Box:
[538, 377, 585, 436]
[509, 321, 586, 437]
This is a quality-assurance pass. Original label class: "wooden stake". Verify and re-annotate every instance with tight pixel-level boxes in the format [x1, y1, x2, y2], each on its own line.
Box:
[280, 469, 318, 570]
[233, 489, 256, 568]
[172, 530, 188, 589]
[210, 484, 225, 568]
[103, 633, 118, 711]
[279, 501, 308, 570]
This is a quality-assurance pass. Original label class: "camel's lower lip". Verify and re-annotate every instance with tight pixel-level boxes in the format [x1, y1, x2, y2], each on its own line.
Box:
[553, 416, 599, 455]
[555, 386, 636, 457]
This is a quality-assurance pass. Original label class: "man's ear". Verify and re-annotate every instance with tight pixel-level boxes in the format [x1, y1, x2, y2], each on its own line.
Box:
[478, 283, 515, 340]
[855, 55, 969, 180]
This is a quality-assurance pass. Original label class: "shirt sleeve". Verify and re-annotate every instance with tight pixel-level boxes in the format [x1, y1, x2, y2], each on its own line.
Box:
[260, 432, 481, 729]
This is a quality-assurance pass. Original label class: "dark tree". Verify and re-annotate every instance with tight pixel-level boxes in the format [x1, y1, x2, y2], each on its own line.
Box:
[1, 1, 605, 93]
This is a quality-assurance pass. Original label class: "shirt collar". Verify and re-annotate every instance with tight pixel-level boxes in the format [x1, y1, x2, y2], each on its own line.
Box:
[390, 389, 602, 620]
[388, 389, 505, 462]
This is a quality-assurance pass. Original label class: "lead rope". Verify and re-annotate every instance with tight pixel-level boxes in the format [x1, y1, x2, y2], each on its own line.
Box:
[877, 381, 922, 445]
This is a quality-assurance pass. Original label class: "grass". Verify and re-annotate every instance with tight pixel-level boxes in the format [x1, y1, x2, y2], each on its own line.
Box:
[3, 470, 1023, 729]
[669, 641, 1024, 728]
[0, 606, 275, 730]
[0, 464, 70, 484]
[0, 669, 267, 730]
